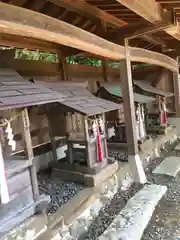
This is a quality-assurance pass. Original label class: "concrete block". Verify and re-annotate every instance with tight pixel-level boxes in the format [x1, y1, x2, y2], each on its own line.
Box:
[153, 156, 180, 177]
[99, 184, 167, 240]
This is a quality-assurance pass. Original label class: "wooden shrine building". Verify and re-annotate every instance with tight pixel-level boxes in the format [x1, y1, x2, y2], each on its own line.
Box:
[1, 0, 180, 236]
[134, 80, 174, 134]
[96, 83, 155, 161]
[0, 68, 65, 236]
[0, 0, 180, 182]
[32, 78, 120, 184]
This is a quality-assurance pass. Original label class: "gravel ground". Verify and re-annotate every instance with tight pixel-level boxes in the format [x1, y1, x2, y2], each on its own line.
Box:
[142, 140, 180, 240]
[81, 183, 143, 240]
[37, 172, 84, 215]
[81, 140, 180, 240]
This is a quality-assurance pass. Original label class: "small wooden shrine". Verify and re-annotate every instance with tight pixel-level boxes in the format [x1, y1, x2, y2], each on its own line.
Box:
[96, 83, 155, 161]
[33, 78, 120, 184]
[134, 80, 174, 134]
[0, 68, 65, 235]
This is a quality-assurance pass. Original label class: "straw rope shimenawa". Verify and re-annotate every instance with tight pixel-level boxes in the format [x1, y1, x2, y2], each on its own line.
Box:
[0, 111, 23, 127]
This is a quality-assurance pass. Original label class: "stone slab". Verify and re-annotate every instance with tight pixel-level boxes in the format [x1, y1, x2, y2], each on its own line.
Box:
[153, 156, 180, 177]
[175, 144, 180, 151]
[2, 215, 47, 240]
[53, 161, 119, 187]
[98, 184, 167, 240]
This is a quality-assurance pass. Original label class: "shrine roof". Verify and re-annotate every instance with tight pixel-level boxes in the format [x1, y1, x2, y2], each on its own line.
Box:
[100, 84, 155, 103]
[0, 68, 65, 110]
[33, 78, 120, 116]
[134, 80, 174, 97]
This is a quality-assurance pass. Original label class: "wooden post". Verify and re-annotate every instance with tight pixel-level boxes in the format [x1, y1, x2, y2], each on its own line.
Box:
[119, 39, 147, 184]
[58, 52, 68, 81]
[102, 60, 108, 82]
[173, 57, 180, 134]
[102, 113, 108, 159]
[0, 141, 9, 204]
[20, 108, 39, 201]
[84, 116, 92, 168]
[47, 115, 58, 162]
[66, 113, 73, 164]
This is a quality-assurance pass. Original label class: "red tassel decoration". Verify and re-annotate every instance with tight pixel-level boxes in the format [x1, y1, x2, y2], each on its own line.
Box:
[96, 124, 103, 162]
[163, 111, 167, 125]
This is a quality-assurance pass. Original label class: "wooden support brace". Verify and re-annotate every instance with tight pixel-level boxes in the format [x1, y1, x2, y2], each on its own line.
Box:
[47, 115, 58, 162]
[84, 116, 92, 168]
[172, 58, 180, 135]
[120, 56, 147, 184]
[173, 58, 180, 118]
[102, 60, 108, 82]
[58, 52, 68, 81]
[102, 113, 108, 159]
[20, 108, 39, 201]
[66, 113, 73, 164]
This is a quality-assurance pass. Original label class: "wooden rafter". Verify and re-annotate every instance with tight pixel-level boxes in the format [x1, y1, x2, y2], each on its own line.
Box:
[48, 0, 127, 27]
[107, 22, 167, 47]
[26, 1, 45, 11]
[8, 0, 28, 7]
[115, 0, 164, 23]
[115, 0, 180, 42]
[0, 2, 177, 72]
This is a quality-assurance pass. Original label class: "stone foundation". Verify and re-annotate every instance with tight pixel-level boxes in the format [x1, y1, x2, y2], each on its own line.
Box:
[2, 127, 178, 240]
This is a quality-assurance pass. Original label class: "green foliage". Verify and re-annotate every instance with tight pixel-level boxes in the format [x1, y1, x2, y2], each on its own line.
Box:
[15, 49, 57, 62]
[133, 63, 152, 69]
[0, 47, 153, 68]
[66, 56, 102, 66]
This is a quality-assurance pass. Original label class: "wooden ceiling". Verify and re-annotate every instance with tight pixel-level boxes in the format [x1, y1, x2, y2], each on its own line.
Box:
[1, 0, 180, 58]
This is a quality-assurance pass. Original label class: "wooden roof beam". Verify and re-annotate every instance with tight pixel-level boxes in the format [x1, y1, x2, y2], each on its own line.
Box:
[115, 0, 180, 42]
[0, 33, 76, 56]
[48, 0, 127, 28]
[108, 22, 167, 47]
[0, 3, 177, 72]
[116, 0, 164, 23]
[141, 34, 167, 46]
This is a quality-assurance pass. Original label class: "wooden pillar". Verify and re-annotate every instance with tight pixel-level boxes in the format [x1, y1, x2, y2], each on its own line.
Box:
[20, 108, 39, 201]
[173, 58, 180, 118]
[47, 115, 58, 162]
[84, 116, 92, 168]
[102, 113, 108, 159]
[173, 57, 180, 134]
[58, 52, 68, 81]
[66, 113, 73, 164]
[120, 41, 146, 184]
[102, 60, 108, 82]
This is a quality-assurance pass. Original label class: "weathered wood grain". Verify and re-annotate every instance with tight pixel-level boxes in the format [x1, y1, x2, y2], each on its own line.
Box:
[7, 170, 31, 201]
[0, 3, 177, 72]
[0, 68, 65, 110]
[34, 79, 120, 116]
[5, 158, 32, 178]
[116, 0, 180, 41]
[0, 186, 34, 227]
[49, 0, 127, 27]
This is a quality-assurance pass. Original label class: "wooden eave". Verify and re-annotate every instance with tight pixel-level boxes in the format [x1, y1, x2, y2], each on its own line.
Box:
[32, 78, 120, 116]
[134, 80, 174, 97]
[0, 68, 65, 110]
[99, 84, 155, 103]
[0, 3, 178, 73]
